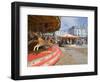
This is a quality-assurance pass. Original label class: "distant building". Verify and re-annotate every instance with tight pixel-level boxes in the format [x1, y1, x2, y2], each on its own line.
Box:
[68, 26, 88, 44]
[68, 26, 87, 38]
[55, 30, 67, 36]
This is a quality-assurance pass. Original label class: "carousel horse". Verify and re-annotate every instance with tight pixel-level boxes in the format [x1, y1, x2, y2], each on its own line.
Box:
[32, 33, 53, 51]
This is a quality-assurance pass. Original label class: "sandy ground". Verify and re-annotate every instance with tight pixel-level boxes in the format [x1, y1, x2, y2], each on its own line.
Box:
[56, 45, 88, 65]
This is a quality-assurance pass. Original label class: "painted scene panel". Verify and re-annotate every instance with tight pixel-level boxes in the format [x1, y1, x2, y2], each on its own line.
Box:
[28, 15, 88, 67]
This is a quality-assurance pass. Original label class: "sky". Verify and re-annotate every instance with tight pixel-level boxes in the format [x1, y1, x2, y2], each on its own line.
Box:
[59, 16, 88, 32]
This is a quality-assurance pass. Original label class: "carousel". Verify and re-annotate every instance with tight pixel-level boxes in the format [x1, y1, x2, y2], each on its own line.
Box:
[28, 15, 63, 66]
[58, 34, 79, 45]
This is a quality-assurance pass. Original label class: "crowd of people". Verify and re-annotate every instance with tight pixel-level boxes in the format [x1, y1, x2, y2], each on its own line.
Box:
[57, 38, 87, 47]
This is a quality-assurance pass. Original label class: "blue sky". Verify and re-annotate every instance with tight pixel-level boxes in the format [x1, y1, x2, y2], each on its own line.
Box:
[59, 16, 88, 32]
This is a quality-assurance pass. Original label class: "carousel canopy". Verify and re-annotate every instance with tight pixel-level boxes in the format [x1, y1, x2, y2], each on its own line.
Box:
[59, 34, 79, 39]
[28, 15, 60, 33]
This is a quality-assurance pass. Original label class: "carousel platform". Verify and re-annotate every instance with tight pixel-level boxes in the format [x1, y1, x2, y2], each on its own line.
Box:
[28, 45, 63, 66]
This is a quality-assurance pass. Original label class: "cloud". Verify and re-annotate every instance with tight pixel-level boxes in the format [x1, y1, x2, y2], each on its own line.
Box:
[60, 16, 87, 31]
[60, 17, 78, 31]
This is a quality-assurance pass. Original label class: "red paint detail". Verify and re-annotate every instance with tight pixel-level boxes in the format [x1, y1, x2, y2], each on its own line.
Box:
[32, 50, 59, 66]
[48, 57, 60, 66]
[28, 51, 52, 61]
[28, 45, 64, 66]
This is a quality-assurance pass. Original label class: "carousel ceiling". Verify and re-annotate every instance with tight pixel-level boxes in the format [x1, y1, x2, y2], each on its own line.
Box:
[28, 15, 61, 33]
